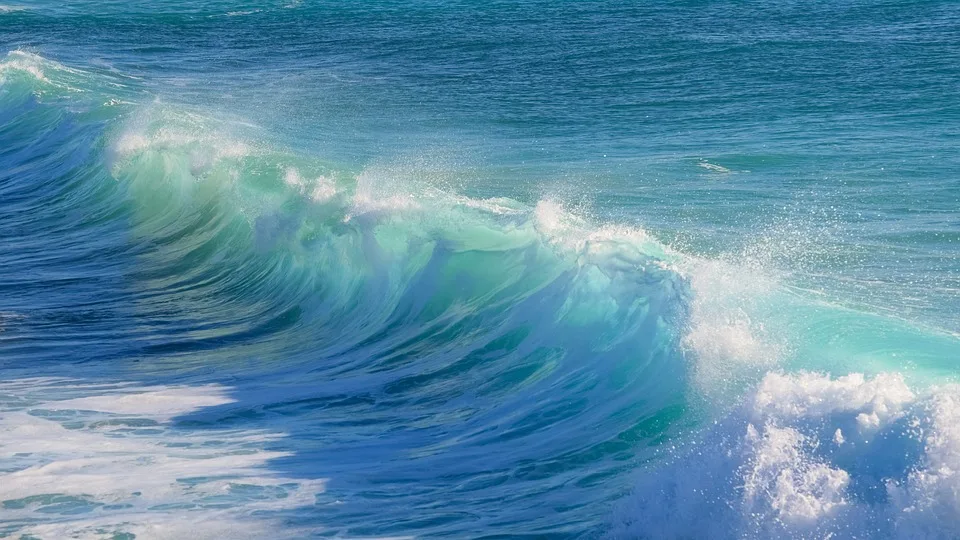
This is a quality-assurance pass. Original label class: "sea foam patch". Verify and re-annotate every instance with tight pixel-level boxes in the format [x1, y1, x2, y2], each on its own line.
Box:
[608, 372, 960, 540]
[0, 379, 326, 539]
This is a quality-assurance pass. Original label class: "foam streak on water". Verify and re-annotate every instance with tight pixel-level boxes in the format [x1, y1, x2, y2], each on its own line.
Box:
[0, 379, 327, 539]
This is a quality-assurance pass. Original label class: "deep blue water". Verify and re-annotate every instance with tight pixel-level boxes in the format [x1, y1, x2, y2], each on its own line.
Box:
[1, 1, 959, 538]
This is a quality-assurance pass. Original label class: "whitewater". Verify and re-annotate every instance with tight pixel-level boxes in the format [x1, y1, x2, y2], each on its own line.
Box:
[2, 2, 959, 539]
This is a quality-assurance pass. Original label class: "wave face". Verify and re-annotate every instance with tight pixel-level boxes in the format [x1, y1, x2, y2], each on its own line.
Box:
[1, 51, 694, 537]
[2, 1, 960, 537]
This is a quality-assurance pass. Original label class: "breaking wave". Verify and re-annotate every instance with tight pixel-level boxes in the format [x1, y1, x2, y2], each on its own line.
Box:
[2, 51, 958, 538]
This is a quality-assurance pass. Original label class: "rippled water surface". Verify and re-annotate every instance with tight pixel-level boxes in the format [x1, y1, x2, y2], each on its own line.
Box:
[1, 1, 959, 538]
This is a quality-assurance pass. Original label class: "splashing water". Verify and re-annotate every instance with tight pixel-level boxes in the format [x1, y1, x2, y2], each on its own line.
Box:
[1, 1, 959, 536]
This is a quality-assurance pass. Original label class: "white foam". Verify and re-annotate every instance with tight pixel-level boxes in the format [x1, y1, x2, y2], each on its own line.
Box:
[456, 196, 526, 216]
[752, 372, 914, 431]
[111, 106, 254, 183]
[114, 126, 250, 161]
[284, 166, 306, 188]
[0, 51, 91, 95]
[16, 513, 288, 540]
[0, 379, 326, 539]
[311, 178, 338, 202]
[532, 200, 672, 263]
[609, 372, 960, 539]
[887, 386, 960, 538]
[679, 256, 783, 399]
[740, 423, 851, 525]
[46, 384, 234, 420]
[345, 166, 424, 221]
[284, 166, 338, 203]
[698, 161, 733, 174]
[0, 50, 49, 83]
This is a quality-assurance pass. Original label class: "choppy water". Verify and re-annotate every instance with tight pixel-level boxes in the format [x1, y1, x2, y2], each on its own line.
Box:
[1, 2, 959, 538]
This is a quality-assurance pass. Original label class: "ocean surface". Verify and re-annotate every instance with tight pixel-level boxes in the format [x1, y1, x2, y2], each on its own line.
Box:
[1, 1, 959, 538]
